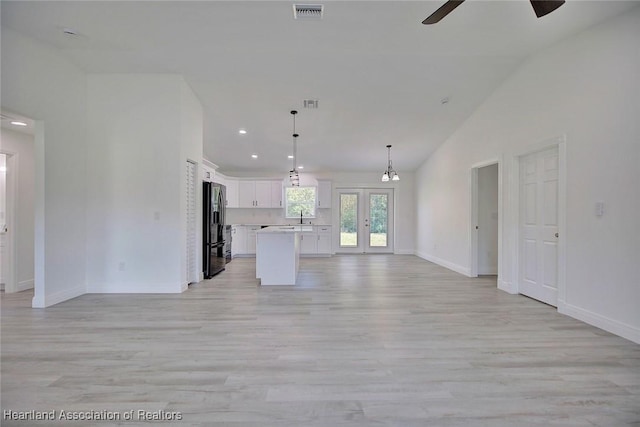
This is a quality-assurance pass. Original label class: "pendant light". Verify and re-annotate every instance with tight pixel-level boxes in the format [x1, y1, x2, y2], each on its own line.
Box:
[381, 144, 399, 182]
[289, 110, 300, 187]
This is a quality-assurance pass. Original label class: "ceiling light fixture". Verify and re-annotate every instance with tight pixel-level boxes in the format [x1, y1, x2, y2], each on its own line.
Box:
[381, 145, 399, 182]
[298, 166, 304, 169]
[239, 129, 247, 134]
[289, 110, 300, 187]
[62, 28, 79, 36]
[288, 155, 294, 159]
[251, 154, 258, 159]
[10, 121, 27, 126]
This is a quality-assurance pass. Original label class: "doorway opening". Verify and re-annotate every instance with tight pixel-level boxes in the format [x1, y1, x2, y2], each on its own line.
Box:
[0, 111, 36, 294]
[470, 160, 501, 283]
[1, 153, 9, 291]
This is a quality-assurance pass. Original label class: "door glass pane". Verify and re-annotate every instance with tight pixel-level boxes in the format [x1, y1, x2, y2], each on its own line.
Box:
[340, 194, 358, 247]
[369, 194, 388, 247]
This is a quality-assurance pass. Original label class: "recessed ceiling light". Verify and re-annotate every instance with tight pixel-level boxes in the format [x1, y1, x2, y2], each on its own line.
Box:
[238, 129, 247, 135]
[251, 154, 258, 159]
[288, 155, 294, 159]
[297, 165, 304, 169]
[10, 121, 27, 126]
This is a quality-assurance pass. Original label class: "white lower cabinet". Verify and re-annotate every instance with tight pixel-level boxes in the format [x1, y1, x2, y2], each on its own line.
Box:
[316, 226, 332, 255]
[231, 225, 246, 256]
[247, 226, 260, 254]
[232, 225, 332, 257]
[300, 232, 318, 254]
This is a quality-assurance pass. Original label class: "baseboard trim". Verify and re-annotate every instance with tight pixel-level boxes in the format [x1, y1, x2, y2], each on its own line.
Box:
[558, 301, 640, 344]
[17, 279, 34, 292]
[32, 286, 85, 308]
[415, 251, 471, 277]
[87, 283, 183, 293]
[394, 249, 415, 255]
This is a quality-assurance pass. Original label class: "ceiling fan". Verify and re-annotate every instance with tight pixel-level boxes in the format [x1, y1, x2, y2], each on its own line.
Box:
[422, 0, 565, 25]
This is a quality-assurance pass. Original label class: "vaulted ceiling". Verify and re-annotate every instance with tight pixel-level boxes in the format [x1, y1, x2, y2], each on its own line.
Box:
[2, 1, 636, 174]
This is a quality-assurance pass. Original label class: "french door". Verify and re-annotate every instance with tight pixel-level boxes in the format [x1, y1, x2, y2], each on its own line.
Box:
[519, 146, 559, 306]
[337, 188, 394, 253]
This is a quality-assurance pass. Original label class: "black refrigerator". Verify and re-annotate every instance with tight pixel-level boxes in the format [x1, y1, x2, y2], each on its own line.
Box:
[203, 182, 226, 279]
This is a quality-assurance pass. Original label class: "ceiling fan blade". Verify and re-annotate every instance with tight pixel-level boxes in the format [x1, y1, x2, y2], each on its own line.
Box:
[530, 0, 565, 18]
[422, 0, 465, 25]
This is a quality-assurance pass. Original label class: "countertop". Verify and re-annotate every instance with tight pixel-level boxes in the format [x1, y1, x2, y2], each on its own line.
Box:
[256, 226, 314, 233]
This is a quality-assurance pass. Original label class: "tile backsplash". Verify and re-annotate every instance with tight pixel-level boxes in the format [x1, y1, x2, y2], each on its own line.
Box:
[226, 208, 332, 225]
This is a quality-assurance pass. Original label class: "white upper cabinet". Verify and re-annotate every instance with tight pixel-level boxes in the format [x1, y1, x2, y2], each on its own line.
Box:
[236, 180, 284, 208]
[271, 181, 283, 208]
[238, 181, 256, 208]
[317, 180, 332, 209]
[254, 181, 271, 208]
[225, 179, 239, 208]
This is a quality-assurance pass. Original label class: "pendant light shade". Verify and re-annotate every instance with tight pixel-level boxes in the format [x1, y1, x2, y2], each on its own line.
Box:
[381, 145, 399, 182]
[289, 110, 300, 187]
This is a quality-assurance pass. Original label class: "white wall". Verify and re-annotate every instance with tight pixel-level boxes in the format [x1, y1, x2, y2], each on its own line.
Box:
[1, 28, 88, 307]
[86, 74, 202, 293]
[477, 164, 498, 275]
[415, 9, 640, 343]
[0, 129, 35, 290]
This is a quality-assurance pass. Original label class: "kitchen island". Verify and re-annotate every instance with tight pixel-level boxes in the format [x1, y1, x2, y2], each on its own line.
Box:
[255, 226, 313, 285]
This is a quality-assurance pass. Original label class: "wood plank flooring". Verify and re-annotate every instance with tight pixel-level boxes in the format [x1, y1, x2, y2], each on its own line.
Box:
[2, 255, 639, 426]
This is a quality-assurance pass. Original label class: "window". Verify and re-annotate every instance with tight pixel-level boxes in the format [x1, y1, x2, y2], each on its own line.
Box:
[285, 186, 316, 219]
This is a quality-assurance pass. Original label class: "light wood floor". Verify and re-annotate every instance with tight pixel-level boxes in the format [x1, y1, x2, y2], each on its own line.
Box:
[2, 255, 639, 426]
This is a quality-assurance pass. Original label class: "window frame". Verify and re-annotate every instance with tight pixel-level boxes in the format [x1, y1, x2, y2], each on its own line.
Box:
[284, 186, 317, 219]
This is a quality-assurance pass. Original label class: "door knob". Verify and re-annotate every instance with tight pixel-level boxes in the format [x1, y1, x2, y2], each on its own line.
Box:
[555, 232, 559, 238]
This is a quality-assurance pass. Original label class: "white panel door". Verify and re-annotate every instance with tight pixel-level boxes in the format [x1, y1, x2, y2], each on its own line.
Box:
[186, 161, 198, 284]
[519, 147, 559, 306]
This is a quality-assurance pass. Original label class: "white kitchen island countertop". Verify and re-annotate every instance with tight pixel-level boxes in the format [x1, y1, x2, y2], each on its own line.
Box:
[256, 225, 314, 234]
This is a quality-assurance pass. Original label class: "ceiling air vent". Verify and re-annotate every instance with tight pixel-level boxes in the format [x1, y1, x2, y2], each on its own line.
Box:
[303, 99, 319, 109]
[293, 4, 323, 20]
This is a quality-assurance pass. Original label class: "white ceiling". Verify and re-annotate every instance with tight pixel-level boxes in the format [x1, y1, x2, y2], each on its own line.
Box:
[2, 1, 637, 175]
